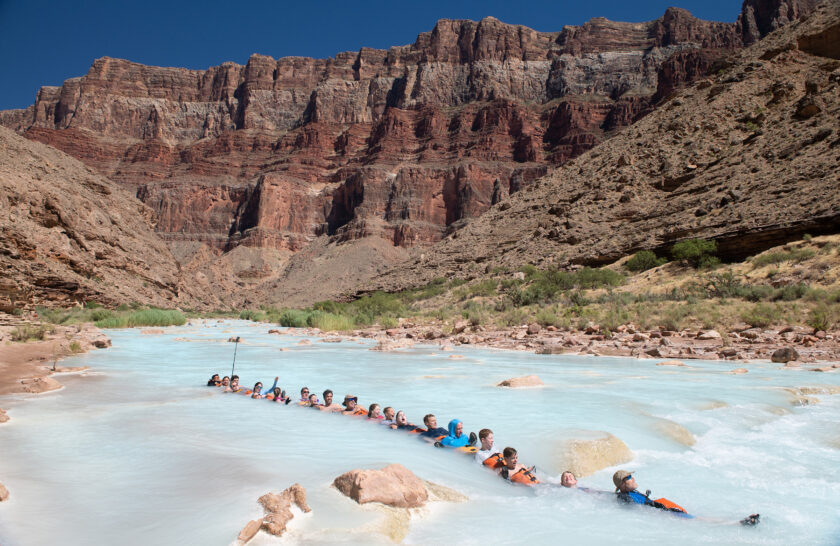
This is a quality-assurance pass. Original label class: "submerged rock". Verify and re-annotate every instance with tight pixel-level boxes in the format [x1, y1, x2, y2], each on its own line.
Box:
[497, 374, 544, 388]
[423, 480, 468, 503]
[333, 464, 428, 509]
[654, 418, 696, 447]
[0, 408, 8, 423]
[141, 328, 165, 335]
[236, 519, 261, 544]
[656, 360, 686, 366]
[554, 431, 633, 476]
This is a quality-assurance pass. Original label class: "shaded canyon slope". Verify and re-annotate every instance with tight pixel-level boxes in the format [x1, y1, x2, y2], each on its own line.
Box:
[373, 2, 840, 292]
[0, 127, 203, 309]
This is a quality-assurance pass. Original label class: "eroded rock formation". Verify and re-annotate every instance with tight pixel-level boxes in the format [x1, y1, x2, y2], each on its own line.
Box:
[333, 463, 428, 508]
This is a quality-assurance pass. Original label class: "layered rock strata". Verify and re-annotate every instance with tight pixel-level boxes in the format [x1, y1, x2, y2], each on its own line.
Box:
[1, 9, 754, 257]
[375, 2, 840, 290]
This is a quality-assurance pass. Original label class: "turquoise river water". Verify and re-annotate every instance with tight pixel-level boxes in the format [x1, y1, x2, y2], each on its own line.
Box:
[0, 320, 839, 545]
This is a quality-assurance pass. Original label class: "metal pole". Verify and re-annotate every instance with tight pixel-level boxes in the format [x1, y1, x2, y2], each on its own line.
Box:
[230, 336, 240, 377]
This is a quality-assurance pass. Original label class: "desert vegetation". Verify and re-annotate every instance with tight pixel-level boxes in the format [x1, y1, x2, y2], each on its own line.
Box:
[37, 304, 186, 329]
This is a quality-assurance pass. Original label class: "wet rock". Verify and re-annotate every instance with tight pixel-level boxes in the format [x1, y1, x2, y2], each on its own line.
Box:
[0, 408, 8, 423]
[333, 464, 428, 509]
[497, 374, 544, 388]
[654, 418, 695, 446]
[0, 482, 9, 502]
[236, 519, 261, 544]
[20, 376, 62, 393]
[93, 338, 111, 348]
[783, 360, 803, 368]
[771, 347, 800, 363]
[656, 360, 686, 366]
[535, 345, 565, 354]
[267, 329, 283, 334]
[452, 320, 470, 334]
[297, 339, 312, 346]
[141, 328, 165, 335]
[554, 431, 633, 477]
[423, 480, 468, 503]
[257, 483, 311, 537]
[728, 368, 749, 374]
[795, 386, 840, 395]
[526, 323, 541, 335]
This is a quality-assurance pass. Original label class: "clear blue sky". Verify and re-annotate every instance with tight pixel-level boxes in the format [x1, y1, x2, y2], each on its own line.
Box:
[0, 0, 742, 110]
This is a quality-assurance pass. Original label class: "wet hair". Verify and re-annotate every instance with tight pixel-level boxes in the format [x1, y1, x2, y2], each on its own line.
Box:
[301, 387, 309, 395]
[479, 428, 493, 440]
[561, 471, 575, 480]
[273, 387, 282, 397]
[222, 376, 230, 381]
[211, 374, 220, 380]
[395, 410, 407, 424]
[231, 375, 239, 381]
[323, 389, 333, 399]
[367, 403, 380, 418]
[503, 447, 517, 458]
[423, 414, 435, 426]
[383, 406, 394, 415]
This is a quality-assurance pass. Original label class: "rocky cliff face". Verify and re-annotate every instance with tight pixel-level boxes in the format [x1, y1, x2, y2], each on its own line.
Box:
[373, 2, 840, 291]
[1, 8, 752, 258]
[0, 127, 200, 309]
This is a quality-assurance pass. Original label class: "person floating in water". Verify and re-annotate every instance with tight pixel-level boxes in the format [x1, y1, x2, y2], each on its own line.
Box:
[498, 447, 539, 485]
[435, 419, 477, 448]
[207, 374, 221, 386]
[380, 406, 396, 426]
[419, 414, 448, 441]
[271, 387, 291, 404]
[342, 395, 366, 415]
[319, 389, 342, 412]
[391, 410, 416, 430]
[367, 403, 384, 420]
[474, 428, 496, 463]
[220, 376, 230, 388]
[224, 376, 241, 392]
[612, 470, 759, 525]
[298, 387, 311, 403]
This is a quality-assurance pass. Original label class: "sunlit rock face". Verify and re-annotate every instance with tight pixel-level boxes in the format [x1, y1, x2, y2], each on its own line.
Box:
[0, 8, 760, 256]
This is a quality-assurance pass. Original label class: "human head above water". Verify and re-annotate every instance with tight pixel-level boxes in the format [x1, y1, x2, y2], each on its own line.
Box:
[423, 414, 437, 428]
[323, 389, 333, 404]
[221, 376, 230, 386]
[383, 406, 395, 420]
[478, 428, 493, 450]
[560, 471, 577, 488]
[253, 382, 263, 392]
[612, 470, 636, 493]
[368, 403, 381, 418]
[308, 393, 319, 405]
[395, 411, 408, 425]
[343, 395, 357, 409]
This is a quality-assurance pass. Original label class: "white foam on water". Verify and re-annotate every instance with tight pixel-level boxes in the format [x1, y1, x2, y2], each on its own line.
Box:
[1, 320, 839, 545]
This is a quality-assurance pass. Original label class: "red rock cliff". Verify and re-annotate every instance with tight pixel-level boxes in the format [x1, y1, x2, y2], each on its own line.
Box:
[0, 3, 810, 257]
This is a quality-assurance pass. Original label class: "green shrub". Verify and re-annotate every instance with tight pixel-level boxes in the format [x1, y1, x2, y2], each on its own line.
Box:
[740, 303, 782, 328]
[671, 239, 718, 268]
[808, 304, 836, 332]
[10, 324, 54, 342]
[69, 341, 82, 353]
[278, 309, 312, 328]
[626, 250, 667, 272]
[379, 316, 398, 329]
[309, 312, 355, 331]
[90, 309, 114, 322]
[751, 248, 815, 268]
[95, 309, 186, 328]
[238, 309, 267, 322]
[534, 307, 558, 327]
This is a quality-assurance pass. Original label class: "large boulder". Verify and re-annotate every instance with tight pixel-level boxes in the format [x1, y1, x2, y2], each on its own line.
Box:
[497, 374, 544, 388]
[772, 347, 800, 363]
[236, 483, 311, 543]
[554, 431, 633, 476]
[333, 464, 428, 509]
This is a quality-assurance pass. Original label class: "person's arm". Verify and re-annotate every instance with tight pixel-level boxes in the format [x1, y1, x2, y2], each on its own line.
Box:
[265, 377, 278, 395]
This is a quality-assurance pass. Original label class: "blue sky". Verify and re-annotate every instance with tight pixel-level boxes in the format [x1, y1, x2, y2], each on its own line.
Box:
[0, 0, 742, 110]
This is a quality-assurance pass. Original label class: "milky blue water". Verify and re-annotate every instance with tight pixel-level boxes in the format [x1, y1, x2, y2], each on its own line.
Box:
[1, 320, 839, 545]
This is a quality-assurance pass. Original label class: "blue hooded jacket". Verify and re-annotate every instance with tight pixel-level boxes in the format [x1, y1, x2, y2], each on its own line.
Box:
[440, 419, 469, 447]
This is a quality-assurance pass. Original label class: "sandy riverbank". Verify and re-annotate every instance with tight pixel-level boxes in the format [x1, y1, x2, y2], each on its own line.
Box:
[0, 317, 111, 397]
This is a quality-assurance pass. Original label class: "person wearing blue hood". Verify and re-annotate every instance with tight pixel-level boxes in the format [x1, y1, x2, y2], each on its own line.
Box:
[436, 419, 477, 448]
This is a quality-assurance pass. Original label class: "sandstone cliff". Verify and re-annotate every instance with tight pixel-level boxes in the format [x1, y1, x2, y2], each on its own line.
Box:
[373, 2, 840, 291]
[0, 8, 753, 259]
[0, 127, 196, 309]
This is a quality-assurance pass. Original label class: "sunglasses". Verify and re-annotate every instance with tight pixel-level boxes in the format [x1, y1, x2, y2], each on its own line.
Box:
[623, 475, 633, 482]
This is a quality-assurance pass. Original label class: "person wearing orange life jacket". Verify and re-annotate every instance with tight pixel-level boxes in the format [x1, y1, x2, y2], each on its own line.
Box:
[341, 395, 367, 416]
[498, 447, 539, 485]
[390, 410, 417, 430]
[224, 377, 241, 392]
[418, 414, 448, 441]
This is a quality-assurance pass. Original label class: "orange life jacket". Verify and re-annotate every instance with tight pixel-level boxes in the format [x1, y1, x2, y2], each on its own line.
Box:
[653, 497, 687, 513]
[483, 453, 506, 470]
[510, 468, 540, 486]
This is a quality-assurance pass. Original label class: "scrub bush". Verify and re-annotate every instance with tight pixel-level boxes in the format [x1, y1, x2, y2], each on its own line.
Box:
[808, 304, 836, 332]
[625, 250, 667, 272]
[751, 248, 815, 268]
[95, 309, 186, 328]
[671, 239, 718, 268]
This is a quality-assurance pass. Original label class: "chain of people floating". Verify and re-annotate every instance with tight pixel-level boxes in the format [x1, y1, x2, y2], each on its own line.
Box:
[206, 368, 759, 527]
